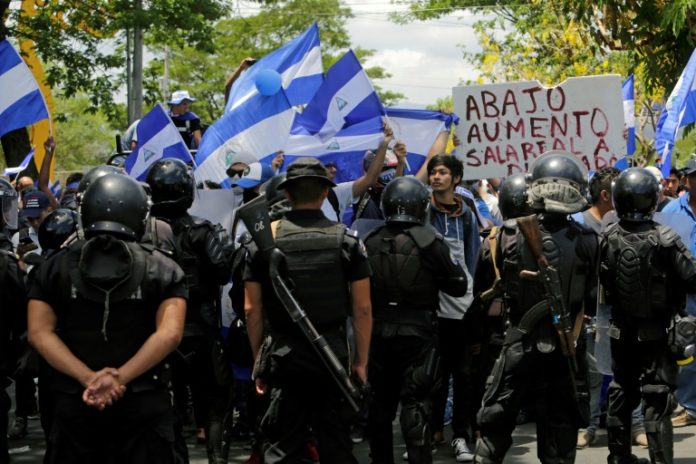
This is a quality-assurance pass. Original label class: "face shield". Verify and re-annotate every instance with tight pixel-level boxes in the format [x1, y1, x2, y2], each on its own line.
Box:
[1, 189, 19, 229]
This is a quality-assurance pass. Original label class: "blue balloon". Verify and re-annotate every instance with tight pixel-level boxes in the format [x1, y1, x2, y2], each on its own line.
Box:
[255, 69, 282, 96]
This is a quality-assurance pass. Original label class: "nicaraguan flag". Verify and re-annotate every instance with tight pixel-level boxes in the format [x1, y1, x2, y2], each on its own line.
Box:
[276, 109, 457, 183]
[386, 108, 458, 175]
[225, 22, 322, 113]
[622, 75, 635, 156]
[0, 39, 49, 139]
[195, 24, 323, 186]
[283, 116, 386, 183]
[124, 104, 193, 181]
[655, 49, 696, 177]
[291, 50, 384, 141]
[2, 148, 34, 176]
[49, 179, 62, 198]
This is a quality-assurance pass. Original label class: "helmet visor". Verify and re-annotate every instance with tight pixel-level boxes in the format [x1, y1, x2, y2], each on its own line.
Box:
[2, 195, 18, 229]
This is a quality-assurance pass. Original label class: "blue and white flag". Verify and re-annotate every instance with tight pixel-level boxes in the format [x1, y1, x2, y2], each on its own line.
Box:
[622, 75, 635, 156]
[655, 49, 696, 177]
[291, 50, 384, 141]
[0, 39, 49, 139]
[195, 24, 323, 186]
[124, 104, 193, 181]
[225, 22, 322, 113]
[2, 148, 34, 176]
[386, 108, 458, 175]
[49, 179, 62, 198]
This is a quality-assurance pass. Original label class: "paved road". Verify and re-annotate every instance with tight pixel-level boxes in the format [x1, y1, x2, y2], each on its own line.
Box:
[8, 416, 696, 463]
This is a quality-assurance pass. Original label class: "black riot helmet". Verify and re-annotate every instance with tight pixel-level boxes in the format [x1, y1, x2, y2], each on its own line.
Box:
[38, 208, 78, 251]
[80, 174, 150, 240]
[612, 167, 659, 222]
[262, 173, 286, 205]
[78, 165, 124, 195]
[380, 176, 430, 225]
[498, 173, 533, 220]
[0, 178, 19, 229]
[146, 158, 195, 216]
[528, 150, 589, 214]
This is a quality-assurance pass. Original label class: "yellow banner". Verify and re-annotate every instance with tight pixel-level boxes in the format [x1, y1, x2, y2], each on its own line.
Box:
[20, 0, 56, 180]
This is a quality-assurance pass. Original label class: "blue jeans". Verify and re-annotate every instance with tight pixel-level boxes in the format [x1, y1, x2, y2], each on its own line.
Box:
[676, 296, 696, 417]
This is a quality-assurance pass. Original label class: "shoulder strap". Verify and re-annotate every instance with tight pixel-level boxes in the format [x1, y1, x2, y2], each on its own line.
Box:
[328, 188, 341, 221]
[353, 192, 372, 221]
[405, 225, 437, 249]
[488, 226, 501, 281]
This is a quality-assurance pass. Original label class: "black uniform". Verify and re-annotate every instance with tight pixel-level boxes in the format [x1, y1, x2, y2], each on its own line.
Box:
[364, 223, 467, 464]
[244, 210, 371, 464]
[476, 214, 597, 463]
[600, 221, 696, 464]
[468, 222, 518, 433]
[28, 235, 187, 463]
[165, 213, 231, 460]
[0, 229, 25, 464]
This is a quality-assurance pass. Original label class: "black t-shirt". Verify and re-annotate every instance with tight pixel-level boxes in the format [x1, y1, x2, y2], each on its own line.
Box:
[244, 209, 371, 336]
[28, 239, 187, 390]
[170, 111, 201, 149]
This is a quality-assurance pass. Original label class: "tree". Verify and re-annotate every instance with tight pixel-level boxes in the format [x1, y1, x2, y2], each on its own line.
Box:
[396, 0, 696, 168]
[1, 1, 227, 122]
[143, 0, 403, 120]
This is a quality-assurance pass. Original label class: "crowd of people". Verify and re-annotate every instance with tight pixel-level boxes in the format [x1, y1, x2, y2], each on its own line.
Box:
[1, 93, 696, 464]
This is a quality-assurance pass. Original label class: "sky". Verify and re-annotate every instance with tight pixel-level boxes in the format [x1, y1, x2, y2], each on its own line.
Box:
[231, 0, 490, 108]
[342, 0, 485, 107]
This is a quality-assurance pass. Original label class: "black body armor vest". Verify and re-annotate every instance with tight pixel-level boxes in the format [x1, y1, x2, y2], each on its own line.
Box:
[274, 219, 350, 330]
[602, 223, 678, 323]
[171, 215, 218, 329]
[364, 225, 439, 325]
[509, 221, 588, 324]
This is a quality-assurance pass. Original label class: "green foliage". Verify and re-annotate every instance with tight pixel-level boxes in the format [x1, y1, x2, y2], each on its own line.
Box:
[149, 0, 404, 118]
[52, 95, 122, 171]
[426, 95, 454, 113]
[3, 1, 227, 120]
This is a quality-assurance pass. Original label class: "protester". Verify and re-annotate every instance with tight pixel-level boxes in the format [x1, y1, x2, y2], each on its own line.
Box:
[660, 159, 696, 430]
[425, 154, 478, 462]
[168, 90, 202, 149]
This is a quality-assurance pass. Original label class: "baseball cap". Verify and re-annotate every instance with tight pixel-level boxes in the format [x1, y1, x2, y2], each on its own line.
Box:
[21, 191, 50, 218]
[168, 90, 196, 106]
[363, 149, 398, 172]
[230, 162, 276, 189]
[278, 157, 336, 189]
[683, 159, 696, 176]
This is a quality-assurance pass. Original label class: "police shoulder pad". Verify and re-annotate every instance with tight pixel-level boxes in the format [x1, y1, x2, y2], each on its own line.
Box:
[406, 225, 438, 249]
[656, 224, 682, 248]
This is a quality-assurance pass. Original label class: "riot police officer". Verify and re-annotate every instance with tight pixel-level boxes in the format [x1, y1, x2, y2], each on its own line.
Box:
[469, 173, 533, 436]
[364, 176, 468, 464]
[26, 173, 187, 463]
[146, 158, 231, 463]
[600, 168, 696, 464]
[0, 179, 25, 464]
[475, 151, 596, 464]
[243, 157, 372, 463]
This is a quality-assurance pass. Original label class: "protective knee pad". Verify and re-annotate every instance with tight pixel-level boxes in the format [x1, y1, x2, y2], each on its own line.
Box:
[400, 403, 429, 447]
[644, 417, 674, 464]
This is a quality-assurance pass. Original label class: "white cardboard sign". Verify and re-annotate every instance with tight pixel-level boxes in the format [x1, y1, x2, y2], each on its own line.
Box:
[453, 75, 625, 179]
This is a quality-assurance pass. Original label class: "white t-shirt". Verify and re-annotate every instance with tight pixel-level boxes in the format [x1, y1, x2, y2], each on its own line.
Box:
[321, 181, 355, 222]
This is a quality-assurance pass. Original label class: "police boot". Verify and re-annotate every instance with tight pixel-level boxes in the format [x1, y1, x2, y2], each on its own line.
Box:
[474, 438, 503, 464]
[607, 425, 650, 464]
[646, 417, 674, 464]
[207, 420, 228, 464]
